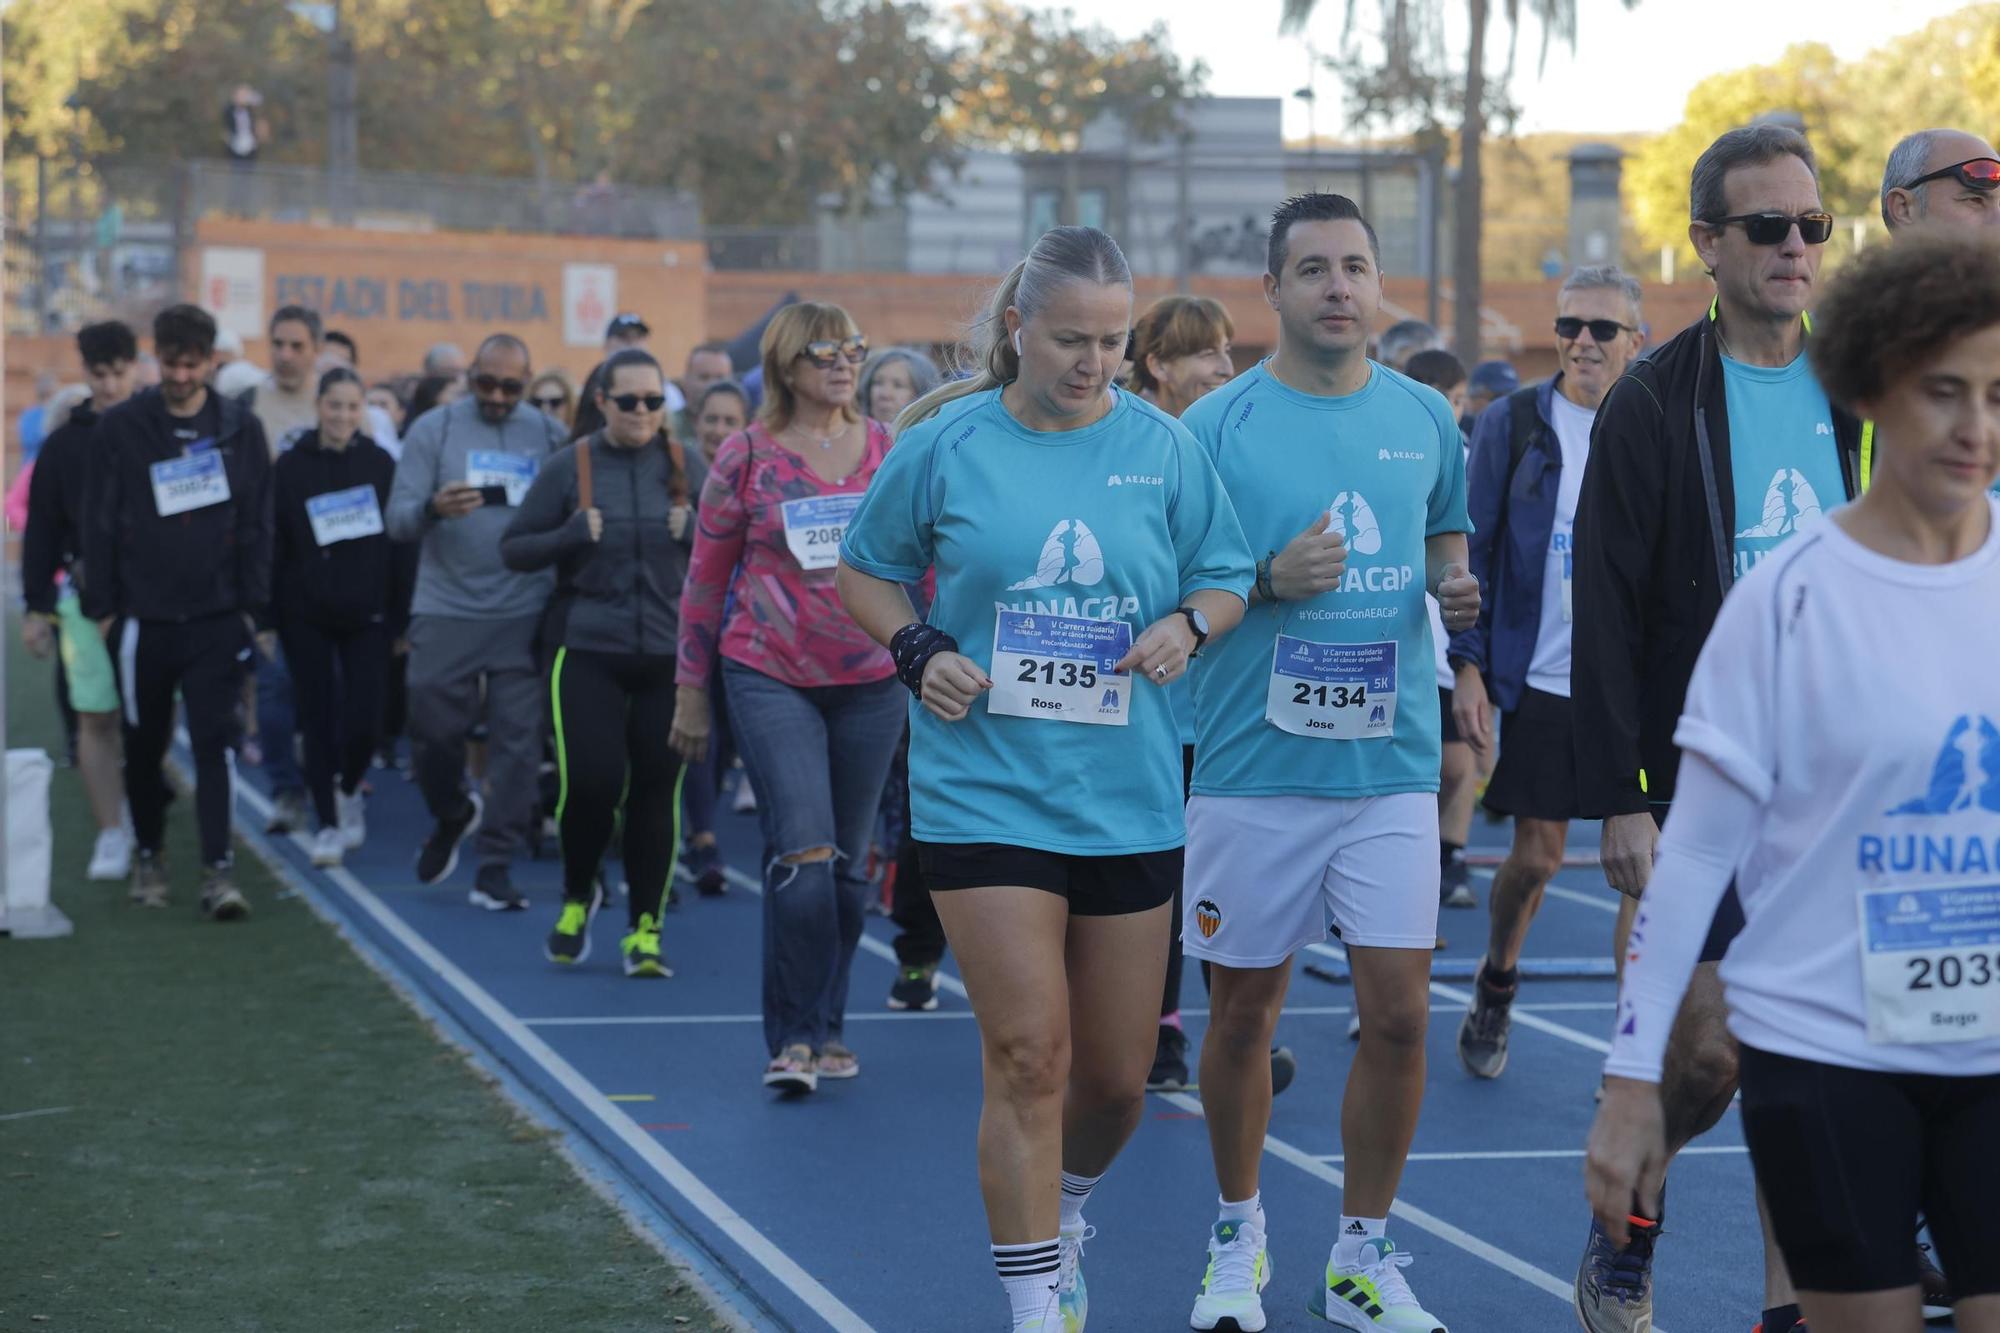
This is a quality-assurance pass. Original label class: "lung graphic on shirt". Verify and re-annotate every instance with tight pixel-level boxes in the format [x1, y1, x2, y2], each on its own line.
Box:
[1007, 518, 1106, 590]
[1886, 715, 2000, 815]
[1735, 469, 1823, 540]
[1326, 491, 1383, 556]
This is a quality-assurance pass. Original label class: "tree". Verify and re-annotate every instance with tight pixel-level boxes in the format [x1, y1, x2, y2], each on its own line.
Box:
[1282, 0, 1638, 361]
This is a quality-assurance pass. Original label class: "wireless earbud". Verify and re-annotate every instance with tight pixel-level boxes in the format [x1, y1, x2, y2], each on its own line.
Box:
[1012, 329, 1023, 355]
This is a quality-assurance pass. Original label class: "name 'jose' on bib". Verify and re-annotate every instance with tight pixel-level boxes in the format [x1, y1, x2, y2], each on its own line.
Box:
[1265, 634, 1397, 739]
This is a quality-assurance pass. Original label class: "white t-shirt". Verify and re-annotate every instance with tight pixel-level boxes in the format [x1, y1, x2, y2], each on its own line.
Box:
[1523, 390, 1593, 697]
[1607, 497, 2000, 1080]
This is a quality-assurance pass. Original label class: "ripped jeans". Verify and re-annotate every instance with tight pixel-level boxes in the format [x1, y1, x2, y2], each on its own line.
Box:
[722, 661, 907, 1058]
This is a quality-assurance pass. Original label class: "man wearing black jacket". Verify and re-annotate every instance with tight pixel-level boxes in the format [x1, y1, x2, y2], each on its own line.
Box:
[83, 304, 273, 920]
[22, 321, 140, 881]
[1570, 125, 1861, 1333]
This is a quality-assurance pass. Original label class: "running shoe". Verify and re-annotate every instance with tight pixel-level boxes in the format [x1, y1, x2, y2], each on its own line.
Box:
[415, 791, 483, 885]
[1147, 1024, 1191, 1091]
[469, 862, 526, 912]
[1918, 1241, 1951, 1320]
[620, 912, 672, 977]
[1057, 1222, 1092, 1332]
[887, 964, 941, 1011]
[336, 788, 366, 850]
[687, 840, 727, 896]
[732, 774, 758, 814]
[1270, 1046, 1298, 1098]
[1308, 1237, 1446, 1331]
[1190, 1217, 1272, 1331]
[266, 788, 308, 836]
[87, 826, 132, 881]
[763, 1043, 817, 1094]
[1574, 1211, 1660, 1333]
[199, 865, 251, 921]
[546, 883, 605, 965]
[1456, 964, 1515, 1079]
[129, 852, 170, 908]
[310, 825, 345, 868]
[817, 1040, 860, 1079]
[1440, 853, 1476, 909]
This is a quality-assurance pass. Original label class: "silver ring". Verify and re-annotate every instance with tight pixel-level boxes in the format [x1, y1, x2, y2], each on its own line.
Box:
[1154, 665, 1168, 679]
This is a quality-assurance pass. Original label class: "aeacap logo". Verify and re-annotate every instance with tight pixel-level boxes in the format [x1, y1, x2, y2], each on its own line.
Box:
[1737, 469, 1824, 541]
[1008, 519, 1106, 591]
[1326, 491, 1383, 556]
[1887, 714, 2000, 816]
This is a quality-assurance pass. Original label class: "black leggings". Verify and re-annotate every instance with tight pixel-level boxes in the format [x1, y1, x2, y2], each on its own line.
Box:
[282, 619, 386, 829]
[118, 614, 249, 866]
[551, 648, 684, 927]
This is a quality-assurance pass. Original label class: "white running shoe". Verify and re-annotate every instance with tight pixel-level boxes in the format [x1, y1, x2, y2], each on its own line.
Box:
[310, 825, 345, 868]
[87, 826, 132, 881]
[1056, 1222, 1092, 1332]
[1190, 1216, 1272, 1331]
[732, 777, 758, 814]
[336, 788, 367, 849]
[1309, 1237, 1446, 1331]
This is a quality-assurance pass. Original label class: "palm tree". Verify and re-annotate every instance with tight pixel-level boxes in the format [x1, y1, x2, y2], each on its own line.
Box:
[1281, 0, 1638, 361]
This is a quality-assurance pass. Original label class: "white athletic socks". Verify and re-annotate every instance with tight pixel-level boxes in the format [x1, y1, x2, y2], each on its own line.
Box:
[1332, 1214, 1388, 1268]
[994, 1239, 1061, 1330]
[1058, 1169, 1101, 1231]
[1218, 1192, 1264, 1226]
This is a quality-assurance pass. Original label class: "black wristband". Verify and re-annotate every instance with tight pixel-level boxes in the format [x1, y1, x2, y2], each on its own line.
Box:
[889, 622, 958, 698]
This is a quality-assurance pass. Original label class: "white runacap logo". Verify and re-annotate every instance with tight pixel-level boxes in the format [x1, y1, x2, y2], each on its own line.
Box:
[1008, 519, 1106, 591]
[1326, 491, 1383, 556]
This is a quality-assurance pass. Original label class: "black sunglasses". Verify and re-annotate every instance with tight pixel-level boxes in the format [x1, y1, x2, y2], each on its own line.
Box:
[1902, 157, 2000, 193]
[1704, 211, 1834, 246]
[530, 393, 568, 411]
[607, 392, 667, 412]
[1554, 317, 1635, 343]
[799, 335, 868, 369]
[472, 374, 525, 396]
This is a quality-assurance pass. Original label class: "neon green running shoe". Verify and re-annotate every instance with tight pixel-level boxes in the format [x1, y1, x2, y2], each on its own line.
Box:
[1191, 1217, 1272, 1331]
[621, 912, 673, 978]
[1307, 1237, 1446, 1332]
[544, 885, 603, 965]
[1057, 1223, 1093, 1331]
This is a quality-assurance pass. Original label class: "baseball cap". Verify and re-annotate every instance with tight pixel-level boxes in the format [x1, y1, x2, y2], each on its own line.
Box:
[605, 312, 650, 339]
[1469, 360, 1521, 396]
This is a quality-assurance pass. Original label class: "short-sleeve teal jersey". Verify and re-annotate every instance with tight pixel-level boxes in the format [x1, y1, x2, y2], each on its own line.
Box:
[1722, 352, 1845, 580]
[841, 387, 1252, 855]
[1182, 360, 1471, 799]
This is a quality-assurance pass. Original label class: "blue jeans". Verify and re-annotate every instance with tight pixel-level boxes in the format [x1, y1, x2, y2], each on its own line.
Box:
[256, 642, 305, 796]
[722, 661, 905, 1057]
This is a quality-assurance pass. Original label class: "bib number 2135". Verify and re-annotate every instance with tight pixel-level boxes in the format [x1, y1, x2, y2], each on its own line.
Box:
[986, 610, 1132, 727]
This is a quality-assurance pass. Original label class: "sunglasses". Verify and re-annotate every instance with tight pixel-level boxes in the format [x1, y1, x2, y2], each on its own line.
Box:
[1903, 157, 2000, 193]
[1704, 211, 1834, 246]
[799, 335, 868, 369]
[1554, 317, 1636, 343]
[472, 374, 525, 396]
[530, 394, 568, 411]
[607, 392, 667, 412]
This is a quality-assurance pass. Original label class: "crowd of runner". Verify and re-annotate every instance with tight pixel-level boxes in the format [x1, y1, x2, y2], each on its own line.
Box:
[15, 122, 2000, 1333]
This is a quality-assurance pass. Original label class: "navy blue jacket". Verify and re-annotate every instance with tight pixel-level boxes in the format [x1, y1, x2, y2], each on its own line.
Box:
[1446, 376, 1564, 712]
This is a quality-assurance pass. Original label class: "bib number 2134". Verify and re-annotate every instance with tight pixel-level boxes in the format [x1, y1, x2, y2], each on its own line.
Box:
[1265, 635, 1397, 740]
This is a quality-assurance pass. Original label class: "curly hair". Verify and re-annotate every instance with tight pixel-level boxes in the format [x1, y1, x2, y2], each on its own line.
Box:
[1808, 231, 2000, 411]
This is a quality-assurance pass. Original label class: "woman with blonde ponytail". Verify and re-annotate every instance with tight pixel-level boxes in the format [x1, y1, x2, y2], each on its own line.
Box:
[839, 226, 1254, 1333]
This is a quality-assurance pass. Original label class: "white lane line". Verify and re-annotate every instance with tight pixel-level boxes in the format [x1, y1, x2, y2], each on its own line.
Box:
[1314, 1147, 1746, 1164]
[518, 1001, 1615, 1028]
[1543, 884, 1624, 915]
[1306, 943, 1617, 1057]
[0, 1105, 75, 1123]
[1154, 1089, 1613, 1317]
[237, 785, 874, 1333]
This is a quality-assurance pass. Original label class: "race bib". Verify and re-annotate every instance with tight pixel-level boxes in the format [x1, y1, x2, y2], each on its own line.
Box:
[1858, 882, 2000, 1045]
[306, 485, 385, 547]
[150, 451, 231, 517]
[1265, 635, 1397, 740]
[986, 610, 1132, 727]
[465, 450, 536, 506]
[780, 494, 863, 572]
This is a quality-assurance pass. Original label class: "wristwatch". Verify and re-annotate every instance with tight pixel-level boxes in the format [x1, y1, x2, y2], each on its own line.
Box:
[1175, 606, 1210, 657]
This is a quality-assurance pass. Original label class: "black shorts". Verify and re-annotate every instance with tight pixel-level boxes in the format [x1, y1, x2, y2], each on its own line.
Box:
[915, 840, 1180, 917]
[1482, 688, 1580, 821]
[1738, 1044, 2000, 1297]
[1438, 686, 1460, 745]
[1648, 804, 1746, 962]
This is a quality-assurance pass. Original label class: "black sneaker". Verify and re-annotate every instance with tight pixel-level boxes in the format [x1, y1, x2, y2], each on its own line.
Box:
[1269, 1044, 1298, 1097]
[469, 861, 527, 912]
[687, 841, 727, 897]
[1918, 1240, 1951, 1320]
[199, 865, 251, 921]
[887, 964, 941, 1011]
[1441, 852, 1477, 908]
[1146, 1024, 1190, 1090]
[1458, 963, 1516, 1079]
[129, 852, 171, 909]
[415, 791, 483, 885]
[266, 789, 309, 836]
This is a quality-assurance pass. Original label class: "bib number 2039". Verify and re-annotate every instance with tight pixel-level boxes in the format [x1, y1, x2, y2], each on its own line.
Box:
[1859, 882, 2000, 1044]
[986, 610, 1131, 727]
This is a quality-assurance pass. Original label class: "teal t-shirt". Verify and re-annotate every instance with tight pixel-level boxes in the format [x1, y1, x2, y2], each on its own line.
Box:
[1724, 352, 1846, 579]
[840, 387, 1252, 855]
[1182, 360, 1470, 799]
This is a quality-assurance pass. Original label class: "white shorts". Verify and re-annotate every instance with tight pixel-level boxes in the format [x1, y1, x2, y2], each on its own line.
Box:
[1182, 792, 1441, 966]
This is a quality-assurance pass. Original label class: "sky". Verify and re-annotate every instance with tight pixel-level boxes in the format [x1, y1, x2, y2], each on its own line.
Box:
[1067, 0, 1979, 140]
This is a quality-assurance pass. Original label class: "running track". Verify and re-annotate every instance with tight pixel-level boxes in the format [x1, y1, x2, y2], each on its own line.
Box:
[206, 742, 1924, 1333]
